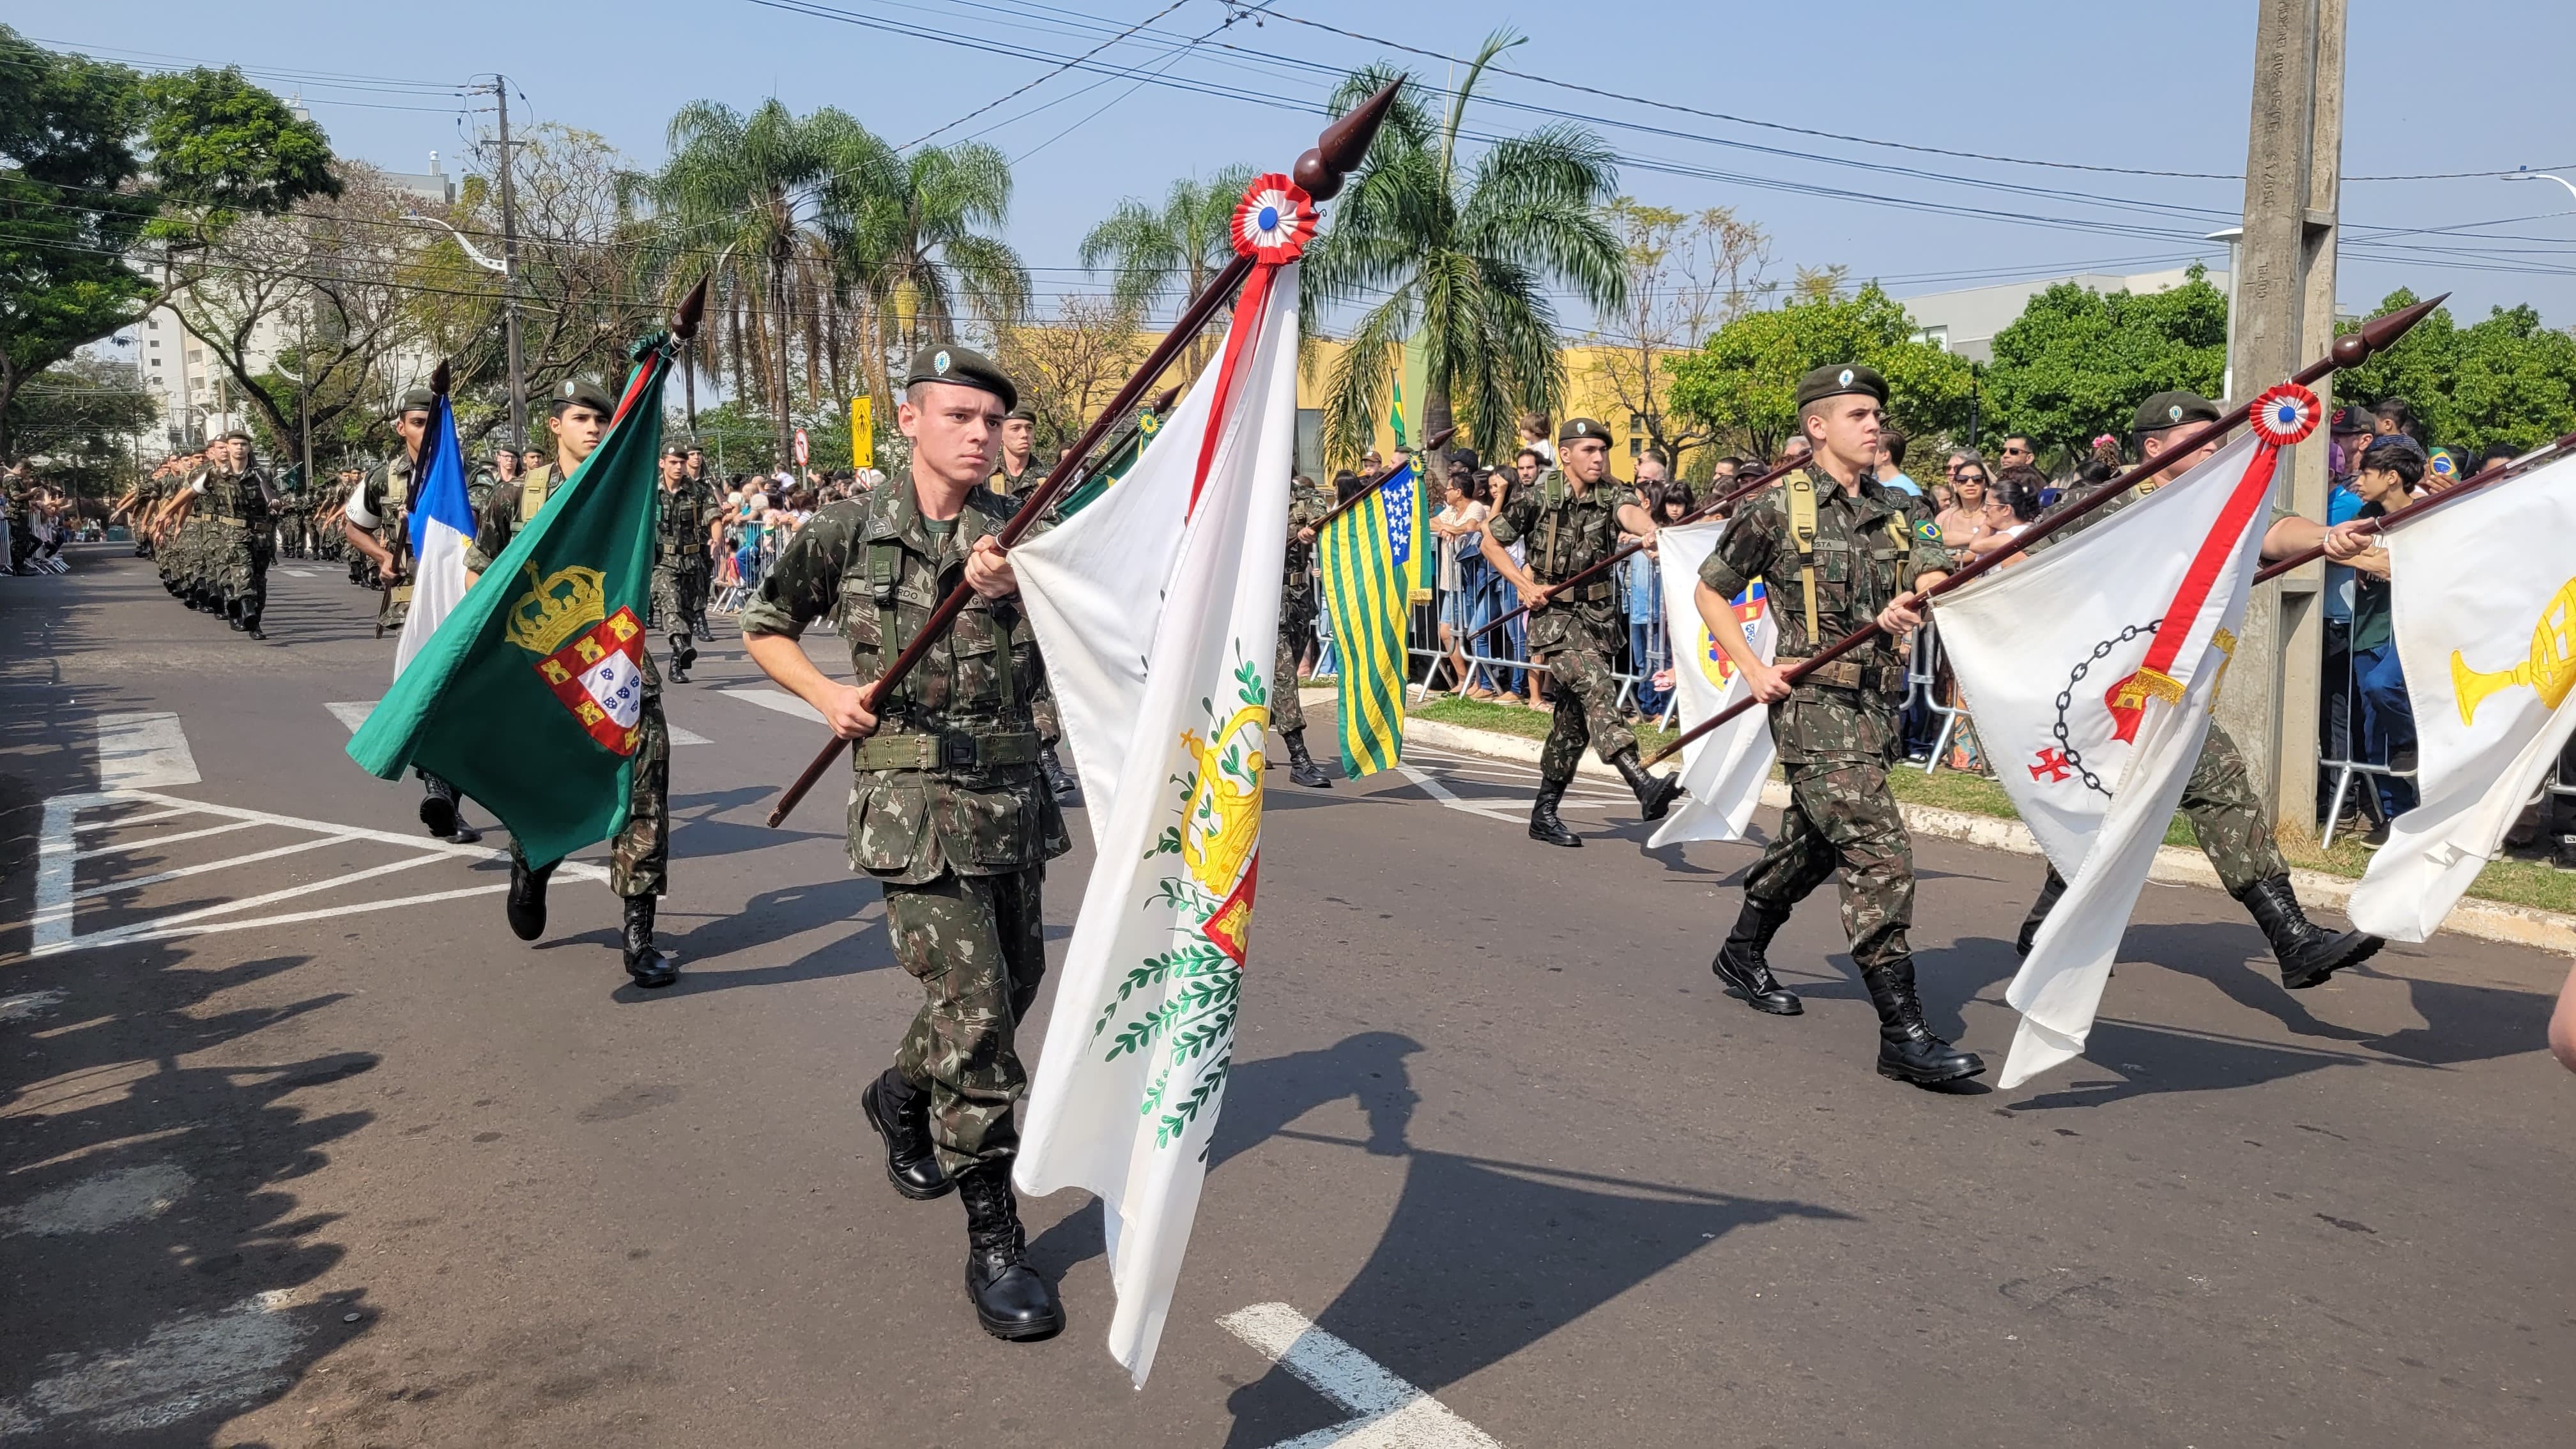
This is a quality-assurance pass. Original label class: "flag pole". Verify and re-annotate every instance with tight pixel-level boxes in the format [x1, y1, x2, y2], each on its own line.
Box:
[1644, 294, 2448, 767]
[1467, 454, 1798, 646]
[765, 83, 1406, 827]
[1308, 426, 1458, 531]
[2250, 425, 2576, 583]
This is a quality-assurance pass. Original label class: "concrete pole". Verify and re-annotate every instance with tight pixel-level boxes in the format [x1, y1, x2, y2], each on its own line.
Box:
[2220, 0, 2344, 847]
[492, 77, 528, 452]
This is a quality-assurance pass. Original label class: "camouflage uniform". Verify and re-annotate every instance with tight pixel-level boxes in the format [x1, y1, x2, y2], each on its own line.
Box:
[351, 454, 416, 632]
[651, 475, 712, 673]
[1271, 473, 1334, 734]
[739, 483, 1070, 1174]
[1485, 468, 1642, 784]
[467, 463, 670, 898]
[195, 464, 275, 628]
[1700, 468, 1952, 970]
[989, 456, 1048, 498]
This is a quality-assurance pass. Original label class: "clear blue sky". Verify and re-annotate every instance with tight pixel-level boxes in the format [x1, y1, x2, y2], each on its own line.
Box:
[35, 1, 2576, 330]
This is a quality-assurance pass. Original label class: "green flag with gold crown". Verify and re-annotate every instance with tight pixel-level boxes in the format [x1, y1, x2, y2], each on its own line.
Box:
[347, 336, 673, 866]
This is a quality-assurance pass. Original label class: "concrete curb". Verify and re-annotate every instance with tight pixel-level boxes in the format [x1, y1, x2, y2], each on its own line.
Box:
[1303, 687, 2576, 957]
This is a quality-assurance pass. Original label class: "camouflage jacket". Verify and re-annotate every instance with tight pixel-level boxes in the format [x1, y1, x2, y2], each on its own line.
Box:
[195, 466, 273, 527]
[1699, 468, 1953, 765]
[352, 455, 417, 565]
[739, 481, 1070, 886]
[1485, 468, 1638, 650]
[990, 456, 1050, 497]
[1282, 473, 1334, 610]
[656, 479, 711, 572]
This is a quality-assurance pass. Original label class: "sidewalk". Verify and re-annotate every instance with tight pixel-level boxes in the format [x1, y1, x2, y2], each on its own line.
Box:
[1302, 687, 2576, 958]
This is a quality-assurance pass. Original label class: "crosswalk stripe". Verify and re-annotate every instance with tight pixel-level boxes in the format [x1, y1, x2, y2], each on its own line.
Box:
[328, 700, 707, 746]
[282, 568, 316, 578]
[95, 712, 200, 790]
[723, 687, 824, 724]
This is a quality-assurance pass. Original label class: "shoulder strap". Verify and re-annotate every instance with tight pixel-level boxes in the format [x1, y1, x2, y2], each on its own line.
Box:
[1786, 470, 1821, 640]
[518, 468, 551, 525]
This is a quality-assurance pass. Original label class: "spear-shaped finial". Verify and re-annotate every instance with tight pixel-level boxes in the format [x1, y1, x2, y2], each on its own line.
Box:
[1150, 384, 1183, 415]
[674, 275, 709, 342]
[429, 358, 452, 396]
[1294, 80, 1402, 201]
[2331, 292, 2446, 369]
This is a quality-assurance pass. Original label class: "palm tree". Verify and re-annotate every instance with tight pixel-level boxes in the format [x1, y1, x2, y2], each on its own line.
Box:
[1078, 165, 1257, 374]
[1303, 33, 1625, 466]
[852, 142, 1031, 360]
[641, 100, 891, 463]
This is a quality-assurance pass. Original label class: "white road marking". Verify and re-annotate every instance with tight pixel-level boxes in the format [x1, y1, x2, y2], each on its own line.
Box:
[22, 790, 608, 958]
[330, 699, 708, 745]
[66, 832, 362, 903]
[1218, 1303, 1504, 1449]
[93, 713, 199, 790]
[724, 686, 824, 723]
[282, 567, 316, 578]
[73, 806, 193, 832]
[0, 1294, 309, 1434]
[1397, 764, 1522, 824]
[72, 818, 264, 861]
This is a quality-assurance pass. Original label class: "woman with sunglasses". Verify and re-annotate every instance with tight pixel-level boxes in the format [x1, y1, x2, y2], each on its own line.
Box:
[1935, 464, 2015, 551]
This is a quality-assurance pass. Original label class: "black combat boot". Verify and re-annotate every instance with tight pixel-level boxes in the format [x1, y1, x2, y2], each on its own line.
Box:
[2014, 866, 2069, 958]
[1282, 728, 1332, 789]
[676, 633, 698, 675]
[1039, 746, 1079, 804]
[1861, 958, 1985, 1085]
[2236, 874, 2381, 989]
[666, 636, 691, 684]
[957, 1162, 1064, 1341]
[1711, 896, 1802, 1015]
[1528, 779, 1582, 848]
[242, 615, 265, 641]
[1609, 747, 1683, 821]
[505, 856, 556, 942]
[418, 779, 459, 839]
[226, 598, 247, 631]
[622, 894, 678, 988]
[860, 1068, 953, 1200]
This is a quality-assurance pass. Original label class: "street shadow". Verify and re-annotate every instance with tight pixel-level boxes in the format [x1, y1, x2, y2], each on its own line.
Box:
[650, 880, 898, 997]
[0, 942, 375, 1445]
[2122, 921, 2380, 1043]
[2002, 1016, 2403, 1110]
[2342, 961, 2557, 1067]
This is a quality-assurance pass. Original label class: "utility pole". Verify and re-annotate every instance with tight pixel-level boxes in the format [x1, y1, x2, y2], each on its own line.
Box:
[488, 77, 529, 450]
[2221, 0, 2345, 845]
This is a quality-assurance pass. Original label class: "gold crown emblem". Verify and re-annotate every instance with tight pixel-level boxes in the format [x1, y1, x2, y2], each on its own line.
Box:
[504, 564, 608, 656]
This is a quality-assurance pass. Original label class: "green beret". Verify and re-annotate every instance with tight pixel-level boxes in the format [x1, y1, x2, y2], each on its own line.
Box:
[2133, 390, 2221, 435]
[905, 343, 1017, 412]
[218, 429, 254, 445]
[1794, 364, 1888, 410]
[661, 441, 688, 459]
[1004, 406, 1036, 424]
[394, 387, 437, 416]
[1558, 417, 1610, 445]
[548, 378, 616, 415]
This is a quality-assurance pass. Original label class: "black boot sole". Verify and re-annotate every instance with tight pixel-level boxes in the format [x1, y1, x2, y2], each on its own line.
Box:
[1636, 779, 1683, 822]
[419, 793, 458, 839]
[625, 958, 680, 989]
[1289, 767, 1332, 788]
[1877, 1052, 1986, 1086]
[861, 1084, 954, 1202]
[1528, 826, 1583, 847]
[2281, 930, 2384, 990]
[975, 1307, 1066, 1342]
[1712, 962, 1804, 1015]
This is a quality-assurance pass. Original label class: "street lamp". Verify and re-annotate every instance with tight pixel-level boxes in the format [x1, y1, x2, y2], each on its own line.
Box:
[403, 209, 525, 448]
[2504, 169, 2576, 206]
[403, 211, 506, 272]
[2206, 225, 2244, 401]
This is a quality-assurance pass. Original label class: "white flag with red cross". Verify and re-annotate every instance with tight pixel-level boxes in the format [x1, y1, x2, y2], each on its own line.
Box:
[1936, 387, 2317, 1088]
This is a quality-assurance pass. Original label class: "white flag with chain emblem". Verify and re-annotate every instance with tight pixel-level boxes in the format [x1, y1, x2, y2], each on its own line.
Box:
[2346, 452, 2576, 940]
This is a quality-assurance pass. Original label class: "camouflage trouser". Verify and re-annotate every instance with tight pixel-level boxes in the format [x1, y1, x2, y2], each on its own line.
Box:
[505, 693, 669, 898]
[215, 527, 270, 624]
[887, 866, 1048, 1175]
[1536, 639, 1636, 785]
[1745, 758, 1917, 970]
[1272, 596, 1315, 734]
[649, 564, 702, 643]
[2181, 723, 2288, 893]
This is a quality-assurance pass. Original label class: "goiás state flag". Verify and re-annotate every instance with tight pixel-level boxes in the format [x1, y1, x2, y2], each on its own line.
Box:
[347, 341, 672, 868]
[1009, 172, 1311, 1384]
[2346, 450, 2576, 940]
[1938, 387, 2318, 1088]
[1646, 518, 1777, 847]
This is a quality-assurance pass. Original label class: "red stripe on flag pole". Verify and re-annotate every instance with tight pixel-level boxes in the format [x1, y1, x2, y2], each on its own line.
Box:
[2102, 444, 2283, 742]
[1186, 263, 1279, 515]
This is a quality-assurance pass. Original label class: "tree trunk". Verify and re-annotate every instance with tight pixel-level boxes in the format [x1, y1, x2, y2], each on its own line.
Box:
[1423, 381, 1455, 483]
[771, 252, 796, 471]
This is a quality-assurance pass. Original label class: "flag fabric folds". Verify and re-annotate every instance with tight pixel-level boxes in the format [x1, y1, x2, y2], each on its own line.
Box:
[1052, 405, 1165, 522]
[1645, 518, 1779, 847]
[393, 392, 476, 681]
[347, 348, 670, 868]
[2346, 453, 2576, 940]
[1938, 419, 2299, 1089]
[1009, 172, 1311, 1384]
[1315, 459, 1420, 779]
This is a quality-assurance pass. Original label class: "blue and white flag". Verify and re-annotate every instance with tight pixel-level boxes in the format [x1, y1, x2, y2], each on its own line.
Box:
[394, 395, 475, 680]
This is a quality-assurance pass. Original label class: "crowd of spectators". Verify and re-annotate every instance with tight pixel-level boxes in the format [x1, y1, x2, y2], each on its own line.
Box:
[1, 464, 86, 575]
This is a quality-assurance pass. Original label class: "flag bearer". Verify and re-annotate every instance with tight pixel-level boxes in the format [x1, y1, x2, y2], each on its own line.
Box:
[468, 378, 678, 988]
[1478, 417, 1685, 845]
[740, 344, 1070, 1342]
[1694, 365, 1981, 1086]
[2003, 389, 2383, 988]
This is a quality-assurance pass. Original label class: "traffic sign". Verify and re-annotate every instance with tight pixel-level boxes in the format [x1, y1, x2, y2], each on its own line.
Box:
[849, 397, 872, 470]
[792, 427, 811, 466]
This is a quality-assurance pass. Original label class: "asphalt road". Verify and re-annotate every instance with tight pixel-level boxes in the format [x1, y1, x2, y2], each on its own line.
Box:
[3, 544, 2571, 1448]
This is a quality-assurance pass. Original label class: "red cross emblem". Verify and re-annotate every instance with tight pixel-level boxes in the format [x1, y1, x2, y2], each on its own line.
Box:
[2029, 747, 2073, 783]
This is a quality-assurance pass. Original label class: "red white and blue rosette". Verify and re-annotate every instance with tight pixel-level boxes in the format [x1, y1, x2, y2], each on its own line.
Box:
[2248, 382, 2321, 446]
[1232, 174, 1317, 264]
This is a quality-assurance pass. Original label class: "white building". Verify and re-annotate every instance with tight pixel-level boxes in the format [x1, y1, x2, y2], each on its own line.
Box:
[1898, 266, 2228, 365]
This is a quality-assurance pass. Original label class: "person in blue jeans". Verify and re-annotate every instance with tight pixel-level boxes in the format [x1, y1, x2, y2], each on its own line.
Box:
[2346, 436, 2422, 831]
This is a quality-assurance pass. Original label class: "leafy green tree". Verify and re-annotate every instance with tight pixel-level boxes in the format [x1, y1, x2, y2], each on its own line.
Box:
[0, 27, 335, 456]
[680, 401, 781, 477]
[3, 354, 157, 498]
[1666, 283, 1974, 460]
[2334, 289, 2576, 452]
[1303, 32, 1625, 464]
[853, 142, 1031, 360]
[1981, 268, 2227, 456]
[1078, 165, 1255, 376]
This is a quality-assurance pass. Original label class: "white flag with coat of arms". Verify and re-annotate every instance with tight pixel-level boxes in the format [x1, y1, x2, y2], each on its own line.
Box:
[1936, 390, 2317, 1089]
[1007, 174, 1312, 1384]
[2345, 451, 2576, 940]
[1646, 518, 1779, 847]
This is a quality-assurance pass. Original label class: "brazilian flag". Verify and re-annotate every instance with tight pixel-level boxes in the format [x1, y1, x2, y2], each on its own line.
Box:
[348, 338, 673, 866]
[1315, 459, 1420, 778]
